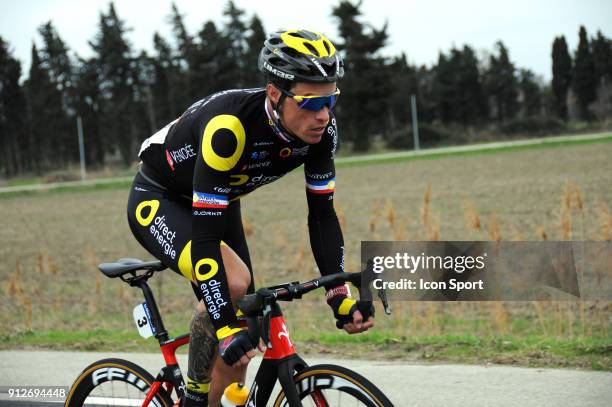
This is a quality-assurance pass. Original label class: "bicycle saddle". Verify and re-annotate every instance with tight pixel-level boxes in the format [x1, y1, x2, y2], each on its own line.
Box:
[98, 258, 166, 278]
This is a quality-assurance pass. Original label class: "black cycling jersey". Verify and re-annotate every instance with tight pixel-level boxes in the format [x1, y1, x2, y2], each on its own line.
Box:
[131, 88, 344, 339]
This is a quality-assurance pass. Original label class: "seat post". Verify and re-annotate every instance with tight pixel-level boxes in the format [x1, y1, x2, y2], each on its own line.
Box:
[139, 279, 169, 343]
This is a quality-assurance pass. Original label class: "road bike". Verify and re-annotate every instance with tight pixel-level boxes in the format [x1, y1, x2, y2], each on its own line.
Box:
[65, 258, 393, 406]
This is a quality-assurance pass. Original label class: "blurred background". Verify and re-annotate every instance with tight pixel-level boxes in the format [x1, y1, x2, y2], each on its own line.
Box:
[0, 0, 611, 177]
[0, 1, 610, 370]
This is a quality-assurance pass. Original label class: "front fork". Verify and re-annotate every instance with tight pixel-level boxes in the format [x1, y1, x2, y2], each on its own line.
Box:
[246, 302, 308, 406]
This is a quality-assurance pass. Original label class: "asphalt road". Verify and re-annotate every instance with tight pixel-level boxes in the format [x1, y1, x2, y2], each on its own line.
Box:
[0, 351, 610, 406]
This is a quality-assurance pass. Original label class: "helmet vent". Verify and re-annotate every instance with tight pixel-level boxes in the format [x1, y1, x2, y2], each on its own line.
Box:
[304, 42, 319, 57]
[283, 48, 301, 59]
[323, 41, 331, 54]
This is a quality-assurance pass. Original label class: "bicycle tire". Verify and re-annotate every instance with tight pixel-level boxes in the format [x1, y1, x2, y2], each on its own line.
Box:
[272, 363, 394, 407]
[65, 358, 174, 407]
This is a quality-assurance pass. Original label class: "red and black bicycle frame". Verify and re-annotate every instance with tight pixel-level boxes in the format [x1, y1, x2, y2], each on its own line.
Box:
[138, 279, 311, 407]
[244, 302, 309, 406]
[136, 278, 189, 406]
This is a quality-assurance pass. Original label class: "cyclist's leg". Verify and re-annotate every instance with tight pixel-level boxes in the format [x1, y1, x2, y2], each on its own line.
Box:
[127, 176, 251, 406]
[205, 200, 254, 405]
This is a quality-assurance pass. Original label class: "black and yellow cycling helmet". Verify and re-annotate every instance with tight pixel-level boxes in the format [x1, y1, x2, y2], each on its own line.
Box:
[258, 29, 344, 84]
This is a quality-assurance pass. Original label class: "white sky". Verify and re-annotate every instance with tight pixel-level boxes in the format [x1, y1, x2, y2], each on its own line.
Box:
[1, 0, 611, 81]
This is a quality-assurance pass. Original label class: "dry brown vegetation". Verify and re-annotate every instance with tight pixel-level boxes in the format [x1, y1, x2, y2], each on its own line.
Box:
[1, 142, 611, 344]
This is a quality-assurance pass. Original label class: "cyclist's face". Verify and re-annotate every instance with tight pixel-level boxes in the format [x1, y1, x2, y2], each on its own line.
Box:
[269, 82, 337, 144]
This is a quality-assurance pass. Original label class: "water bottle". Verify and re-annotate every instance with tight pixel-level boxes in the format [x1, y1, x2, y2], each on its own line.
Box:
[220, 382, 249, 407]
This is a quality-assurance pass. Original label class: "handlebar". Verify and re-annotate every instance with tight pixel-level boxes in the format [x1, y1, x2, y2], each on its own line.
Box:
[238, 270, 391, 347]
[239, 270, 391, 317]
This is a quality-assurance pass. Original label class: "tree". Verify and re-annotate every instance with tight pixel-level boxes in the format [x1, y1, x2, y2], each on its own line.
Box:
[518, 69, 542, 117]
[456, 46, 487, 125]
[37, 22, 74, 113]
[168, 2, 195, 108]
[432, 51, 455, 124]
[591, 30, 612, 83]
[244, 15, 266, 87]
[25, 43, 67, 171]
[151, 32, 181, 126]
[485, 41, 519, 123]
[0, 37, 28, 176]
[192, 21, 227, 96]
[385, 53, 417, 136]
[432, 46, 486, 126]
[37, 21, 76, 164]
[551, 36, 572, 120]
[73, 57, 104, 167]
[332, 0, 391, 151]
[572, 26, 597, 120]
[89, 3, 139, 164]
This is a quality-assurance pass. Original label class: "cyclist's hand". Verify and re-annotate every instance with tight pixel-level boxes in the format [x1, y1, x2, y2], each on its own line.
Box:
[343, 308, 375, 334]
[326, 284, 375, 334]
[218, 328, 256, 367]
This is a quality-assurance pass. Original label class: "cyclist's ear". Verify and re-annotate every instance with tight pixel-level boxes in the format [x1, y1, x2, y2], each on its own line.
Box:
[266, 83, 281, 105]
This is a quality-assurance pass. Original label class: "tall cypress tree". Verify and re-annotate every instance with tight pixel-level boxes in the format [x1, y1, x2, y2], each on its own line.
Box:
[432, 51, 455, 124]
[386, 53, 417, 138]
[551, 36, 572, 120]
[37, 22, 74, 112]
[0, 37, 28, 176]
[332, 0, 390, 151]
[485, 41, 518, 123]
[591, 30, 612, 83]
[572, 26, 597, 120]
[456, 46, 486, 126]
[26, 43, 66, 171]
[193, 21, 227, 96]
[168, 3, 195, 107]
[244, 15, 266, 88]
[73, 57, 104, 167]
[518, 69, 542, 117]
[218, 1, 249, 89]
[89, 3, 138, 164]
[37, 21, 75, 164]
[152, 32, 180, 126]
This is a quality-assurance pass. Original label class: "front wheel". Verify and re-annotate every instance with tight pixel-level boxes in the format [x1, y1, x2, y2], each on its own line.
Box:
[273, 364, 394, 407]
[65, 358, 174, 407]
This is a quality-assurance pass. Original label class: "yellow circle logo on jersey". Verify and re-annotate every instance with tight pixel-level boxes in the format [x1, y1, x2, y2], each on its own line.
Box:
[194, 258, 219, 281]
[202, 115, 246, 172]
[279, 147, 292, 158]
[135, 200, 160, 226]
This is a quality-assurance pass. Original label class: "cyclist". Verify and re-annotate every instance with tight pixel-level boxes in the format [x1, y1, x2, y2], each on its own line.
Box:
[127, 29, 374, 407]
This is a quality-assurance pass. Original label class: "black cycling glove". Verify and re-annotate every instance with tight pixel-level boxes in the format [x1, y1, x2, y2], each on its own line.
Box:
[218, 326, 255, 365]
[326, 284, 375, 329]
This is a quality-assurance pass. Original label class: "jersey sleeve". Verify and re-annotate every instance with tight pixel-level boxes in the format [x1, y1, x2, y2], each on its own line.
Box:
[191, 110, 247, 339]
[304, 115, 345, 287]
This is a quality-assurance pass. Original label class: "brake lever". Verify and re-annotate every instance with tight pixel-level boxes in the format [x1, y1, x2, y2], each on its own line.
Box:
[261, 297, 273, 348]
[377, 285, 392, 315]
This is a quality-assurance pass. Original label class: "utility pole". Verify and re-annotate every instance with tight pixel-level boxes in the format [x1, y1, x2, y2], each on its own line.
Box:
[77, 116, 86, 181]
[411, 94, 420, 150]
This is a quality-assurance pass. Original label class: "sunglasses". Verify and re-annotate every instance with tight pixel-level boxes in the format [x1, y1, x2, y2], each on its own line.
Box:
[279, 87, 341, 111]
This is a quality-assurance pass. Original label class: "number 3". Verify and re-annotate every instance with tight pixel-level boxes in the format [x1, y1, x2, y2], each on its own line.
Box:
[137, 316, 148, 327]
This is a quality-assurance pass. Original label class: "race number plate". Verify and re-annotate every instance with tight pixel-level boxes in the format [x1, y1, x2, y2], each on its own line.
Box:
[133, 301, 157, 338]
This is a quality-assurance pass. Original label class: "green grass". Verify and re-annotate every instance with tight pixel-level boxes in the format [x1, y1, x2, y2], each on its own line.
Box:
[4, 328, 610, 370]
[1, 133, 610, 199]
[335, 133, 612, 168]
